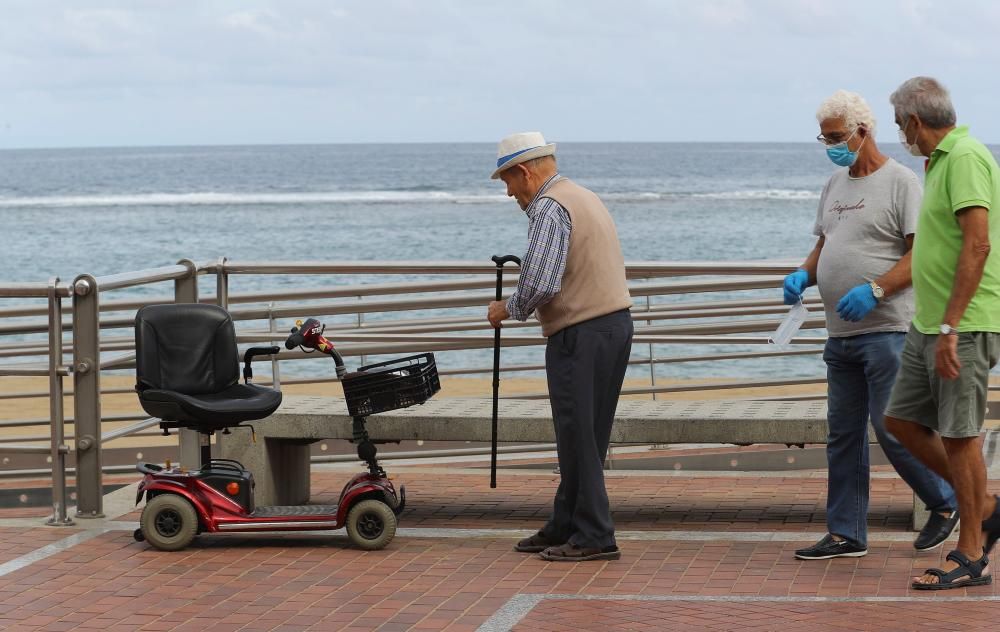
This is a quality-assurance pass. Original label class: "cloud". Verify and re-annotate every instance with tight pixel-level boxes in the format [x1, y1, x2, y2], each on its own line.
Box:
[1, 0, 999, 147]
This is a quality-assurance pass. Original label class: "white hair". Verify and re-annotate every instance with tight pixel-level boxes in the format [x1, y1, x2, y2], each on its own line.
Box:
[816, 90, 876, 136]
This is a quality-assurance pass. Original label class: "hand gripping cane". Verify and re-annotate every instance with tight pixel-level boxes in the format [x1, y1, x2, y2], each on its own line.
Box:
[490, 254, 521, 488]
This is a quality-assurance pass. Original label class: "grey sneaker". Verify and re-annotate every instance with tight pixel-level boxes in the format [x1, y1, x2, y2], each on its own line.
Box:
[795, 534, 867, 560]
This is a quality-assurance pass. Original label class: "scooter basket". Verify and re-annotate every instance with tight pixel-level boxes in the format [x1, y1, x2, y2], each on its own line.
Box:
[342, 353, 441, 417]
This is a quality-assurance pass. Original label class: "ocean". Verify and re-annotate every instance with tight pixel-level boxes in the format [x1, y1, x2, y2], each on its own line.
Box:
[0, 142, 988, 380]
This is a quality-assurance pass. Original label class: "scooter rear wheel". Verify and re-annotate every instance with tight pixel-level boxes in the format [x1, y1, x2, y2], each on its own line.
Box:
[141, 494, 198, 551]
[346, 499, 397, 550]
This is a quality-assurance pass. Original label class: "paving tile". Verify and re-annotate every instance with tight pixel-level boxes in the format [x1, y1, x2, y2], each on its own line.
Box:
[514, 599, 1000, 631]
[0, 527, 84, 565]
[0, 468, 996, 630]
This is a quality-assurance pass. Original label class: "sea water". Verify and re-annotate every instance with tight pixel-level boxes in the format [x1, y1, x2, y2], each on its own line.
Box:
[0, 142, 982, 380]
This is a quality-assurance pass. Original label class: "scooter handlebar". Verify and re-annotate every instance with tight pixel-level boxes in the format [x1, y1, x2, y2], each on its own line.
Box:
[284, 331, 304, 350]
[285, 318, 347, 376]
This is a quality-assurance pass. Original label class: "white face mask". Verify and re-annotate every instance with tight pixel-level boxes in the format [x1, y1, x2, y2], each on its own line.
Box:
[898, 120, 923, 157]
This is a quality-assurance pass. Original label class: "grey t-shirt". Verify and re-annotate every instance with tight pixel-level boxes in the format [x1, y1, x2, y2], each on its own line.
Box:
[813, 158, 921, 337]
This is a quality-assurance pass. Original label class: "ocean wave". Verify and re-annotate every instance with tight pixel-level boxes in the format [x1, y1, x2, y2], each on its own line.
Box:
[0, 191, 508, 208]
[690, 189, 820, 200]
[0, 188, 820, 208]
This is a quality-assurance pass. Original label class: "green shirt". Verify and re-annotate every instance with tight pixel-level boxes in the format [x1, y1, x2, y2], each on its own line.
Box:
[912, 126, 1000, 333]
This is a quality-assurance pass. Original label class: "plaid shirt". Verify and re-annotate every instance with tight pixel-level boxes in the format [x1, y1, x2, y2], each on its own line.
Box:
[506, 174, 572, 321]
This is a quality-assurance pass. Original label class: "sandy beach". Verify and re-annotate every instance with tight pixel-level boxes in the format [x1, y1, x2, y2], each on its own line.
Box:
[3, 373, 997, 449]
[0, 373, 834, 447]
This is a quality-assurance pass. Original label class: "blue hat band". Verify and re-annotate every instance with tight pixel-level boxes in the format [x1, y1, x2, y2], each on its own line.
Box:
[496, 145, 542, 169]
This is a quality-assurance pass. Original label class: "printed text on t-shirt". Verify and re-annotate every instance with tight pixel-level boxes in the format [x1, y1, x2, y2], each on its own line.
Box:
[829, 199, 866, 215]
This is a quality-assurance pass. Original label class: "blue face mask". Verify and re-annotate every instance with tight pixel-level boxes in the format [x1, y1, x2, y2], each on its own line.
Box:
[826, 141, 858, 167]
[824, 128, 863, 167]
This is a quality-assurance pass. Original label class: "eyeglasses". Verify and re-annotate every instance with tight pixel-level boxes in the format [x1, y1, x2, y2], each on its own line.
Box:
[816, 127, 858, 146]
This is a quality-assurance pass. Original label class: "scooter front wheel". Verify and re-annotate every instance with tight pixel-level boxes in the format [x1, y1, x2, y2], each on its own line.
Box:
[346, 499, 397, 550]
[140, 494, 198, 551]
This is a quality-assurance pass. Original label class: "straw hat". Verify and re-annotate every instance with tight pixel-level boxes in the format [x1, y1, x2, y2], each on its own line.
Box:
[490, 131, 557, 179]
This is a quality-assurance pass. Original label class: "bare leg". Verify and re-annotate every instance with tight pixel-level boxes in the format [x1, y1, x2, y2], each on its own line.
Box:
[884, 416, 951, 481]
[912, 436, 989, 585]
[886, 416, 996, 515]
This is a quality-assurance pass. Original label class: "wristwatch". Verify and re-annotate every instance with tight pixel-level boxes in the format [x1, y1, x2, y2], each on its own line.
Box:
[869, 281, 885, 300]
[939, 324, 959, 336]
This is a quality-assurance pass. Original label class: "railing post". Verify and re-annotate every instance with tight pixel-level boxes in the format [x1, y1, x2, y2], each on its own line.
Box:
[46, 277, 73, 526]
[215, 256, 229, 310]
[174, 258, 199, 304]
[268, 302, 281, 390]
[647, 295, 657, 401]
[175, 259, 201, 468]
[357, 295, 366, 366]
[213, 257, 232, 465]
[72, 274, 103, 518]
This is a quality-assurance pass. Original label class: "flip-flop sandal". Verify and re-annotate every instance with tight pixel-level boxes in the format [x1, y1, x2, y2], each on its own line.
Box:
[912, 550, 992, 591]
[515, 532, 563, 553]
[539, 542, 621, 562]
[983, 495, 1000, 555]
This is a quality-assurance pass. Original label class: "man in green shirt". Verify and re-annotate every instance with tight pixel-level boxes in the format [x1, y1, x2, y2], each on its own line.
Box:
[883, 76, 1000, 590]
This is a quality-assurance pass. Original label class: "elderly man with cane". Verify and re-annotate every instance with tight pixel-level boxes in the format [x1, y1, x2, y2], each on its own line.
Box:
[487, 132, 633, 562]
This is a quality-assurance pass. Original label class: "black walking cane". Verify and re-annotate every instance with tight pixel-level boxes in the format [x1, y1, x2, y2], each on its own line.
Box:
[490, 254, 521, 488]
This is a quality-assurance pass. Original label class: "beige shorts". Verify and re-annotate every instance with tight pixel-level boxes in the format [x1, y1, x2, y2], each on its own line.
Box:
[885, 326, 1000, 438]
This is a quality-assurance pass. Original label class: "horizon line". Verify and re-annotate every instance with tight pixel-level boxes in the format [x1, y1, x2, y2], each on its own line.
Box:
[3, 137, 998, 153]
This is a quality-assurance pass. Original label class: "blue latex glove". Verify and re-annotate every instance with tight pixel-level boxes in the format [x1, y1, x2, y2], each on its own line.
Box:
[836, 283, 878, 322]
[782, 269, 810, 305]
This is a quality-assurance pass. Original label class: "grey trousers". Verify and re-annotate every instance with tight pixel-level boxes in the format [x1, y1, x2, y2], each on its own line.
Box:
[541, 309, 634, 549]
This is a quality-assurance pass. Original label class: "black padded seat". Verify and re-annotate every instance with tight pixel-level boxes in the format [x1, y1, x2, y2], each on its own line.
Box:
[135, 303, 282, 431]
[138, 383, 282, 429]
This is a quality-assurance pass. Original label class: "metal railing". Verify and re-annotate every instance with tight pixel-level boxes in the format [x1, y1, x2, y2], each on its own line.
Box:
[1, 258, 831, 523]
[0, 278, 74, 525]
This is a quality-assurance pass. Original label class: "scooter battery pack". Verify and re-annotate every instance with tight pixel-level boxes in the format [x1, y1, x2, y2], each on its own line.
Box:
[201, 463, 255, 512]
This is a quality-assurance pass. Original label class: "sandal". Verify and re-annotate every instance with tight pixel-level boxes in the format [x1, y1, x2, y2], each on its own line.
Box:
[983, 495, 1000, 555]
[539, 542, 621, 562]
[912, 550, 992, 590]
[515, 532, 563, 553]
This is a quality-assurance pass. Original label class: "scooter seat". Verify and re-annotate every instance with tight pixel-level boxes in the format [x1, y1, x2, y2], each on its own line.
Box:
[139, 382, 282, 430]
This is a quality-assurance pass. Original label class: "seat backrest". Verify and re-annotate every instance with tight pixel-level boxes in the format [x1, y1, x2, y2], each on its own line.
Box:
[135, 304, 239, 395]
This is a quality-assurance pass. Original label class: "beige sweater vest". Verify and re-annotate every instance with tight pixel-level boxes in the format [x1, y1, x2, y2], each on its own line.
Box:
[535, 178, 633, 337]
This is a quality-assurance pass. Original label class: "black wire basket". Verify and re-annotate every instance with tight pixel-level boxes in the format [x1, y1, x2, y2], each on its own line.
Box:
[341, 353, 441, 417]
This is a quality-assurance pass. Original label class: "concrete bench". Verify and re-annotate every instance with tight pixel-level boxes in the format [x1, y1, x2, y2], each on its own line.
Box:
[219, 396, 876, 493]
[217, 396, 930, 528]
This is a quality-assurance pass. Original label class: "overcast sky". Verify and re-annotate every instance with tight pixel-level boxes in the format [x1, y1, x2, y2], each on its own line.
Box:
[2, 0, 999, 148]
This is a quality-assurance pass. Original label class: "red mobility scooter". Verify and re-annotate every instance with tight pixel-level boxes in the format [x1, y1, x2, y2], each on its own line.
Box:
[131, 303, 439, 551]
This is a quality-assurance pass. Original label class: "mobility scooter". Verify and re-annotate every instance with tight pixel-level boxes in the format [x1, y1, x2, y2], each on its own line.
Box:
[131, 303, 439, 551]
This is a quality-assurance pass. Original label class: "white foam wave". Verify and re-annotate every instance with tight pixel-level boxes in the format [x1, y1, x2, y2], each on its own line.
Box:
[0, 188, 820, 208]
[0, 190, 513, 208]
[690, 189, 820, 200]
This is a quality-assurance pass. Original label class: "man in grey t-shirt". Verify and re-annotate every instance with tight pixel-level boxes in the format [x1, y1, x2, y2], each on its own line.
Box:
[783, 90, 957, 560]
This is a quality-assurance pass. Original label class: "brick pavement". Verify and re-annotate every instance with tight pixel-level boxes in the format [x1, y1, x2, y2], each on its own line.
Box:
[513, 597, 1000, 631]
[310, 469, 915, 532]
[0, 527, 81, 565]
[1, 468, 998, 630]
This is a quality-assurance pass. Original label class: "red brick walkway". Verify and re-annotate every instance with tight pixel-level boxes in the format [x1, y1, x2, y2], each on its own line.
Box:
[0, 527, 81, 565]
[515, 597, 1000, 631]
[311, 469, 914, 532]
[1, 468, 997, 631]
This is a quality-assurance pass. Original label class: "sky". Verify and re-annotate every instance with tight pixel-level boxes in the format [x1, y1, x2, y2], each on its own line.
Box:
[2, 0, 1000, 148]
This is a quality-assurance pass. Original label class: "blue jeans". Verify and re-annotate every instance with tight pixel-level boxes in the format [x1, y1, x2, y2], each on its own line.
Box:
[824, 332, 957, 547]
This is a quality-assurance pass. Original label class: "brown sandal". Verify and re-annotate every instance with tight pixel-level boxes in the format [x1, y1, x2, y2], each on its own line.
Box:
[539, 542, 621, 562]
